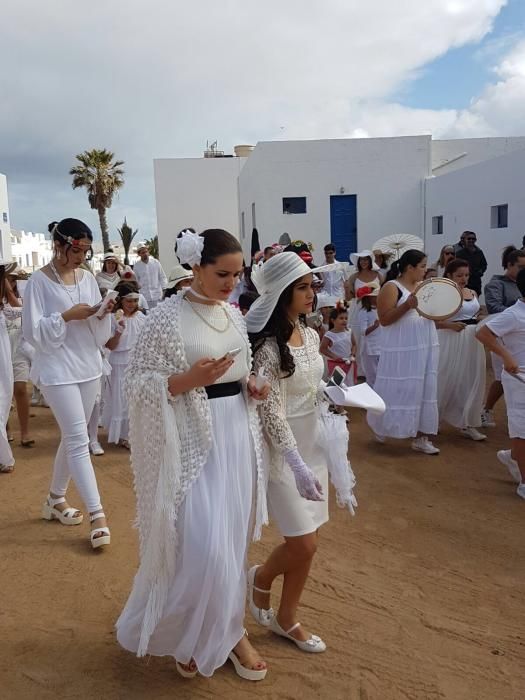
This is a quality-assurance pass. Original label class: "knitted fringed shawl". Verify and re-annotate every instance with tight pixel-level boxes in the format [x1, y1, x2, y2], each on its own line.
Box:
[121, 293, 268, 657]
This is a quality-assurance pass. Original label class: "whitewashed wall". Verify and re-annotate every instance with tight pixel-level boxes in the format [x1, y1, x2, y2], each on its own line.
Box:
[155, 157, 246, 273]
[0, 174, 12, 263]
[425, 147, 525, 288]
[432, 137, 525, 176]
[237, 136, 431, 263]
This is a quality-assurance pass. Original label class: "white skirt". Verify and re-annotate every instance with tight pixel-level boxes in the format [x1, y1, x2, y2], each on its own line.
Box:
[268, 411, 329, 537]
[502, 371, 525, 439]
[437, 325, 486, 429]
[116, 393, 255, 677]
[102, 362, 129, 443]
[0, 316, 14, 467]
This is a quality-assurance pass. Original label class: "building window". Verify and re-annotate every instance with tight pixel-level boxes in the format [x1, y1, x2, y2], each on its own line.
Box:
[491, 204, 508, 229]
[241, 211, 245, 240]
[283, 196, 307, 214]
[251, 202, 256, 229]
[2, 213, 7, 223]
[432, 215, 443, 235]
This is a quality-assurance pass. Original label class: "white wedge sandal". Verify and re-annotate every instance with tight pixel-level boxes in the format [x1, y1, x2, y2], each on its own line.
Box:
[269, 617, 326, 653]
[42, 495, 83, 525]
[90, 511, 111, 549]
[247, 565, 274, 627]
[228, 630, 267, 681]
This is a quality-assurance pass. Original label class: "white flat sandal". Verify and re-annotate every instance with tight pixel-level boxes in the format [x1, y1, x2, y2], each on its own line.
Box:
[42, 495, 83, 525]
[228, 630, 267, 682]
[90, 511, 110, 549]
[247, 565, 274, 627]
[269, 617, 326, 653]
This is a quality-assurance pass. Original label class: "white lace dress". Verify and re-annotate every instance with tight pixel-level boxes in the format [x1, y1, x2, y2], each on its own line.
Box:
[367, 280, 439, 438]
[253, 326, 329, 536]
[437, 296, 485, 429]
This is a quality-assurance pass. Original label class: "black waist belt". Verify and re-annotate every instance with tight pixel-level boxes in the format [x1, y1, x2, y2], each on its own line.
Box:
[462, 318, 479, 325]
[205, 381, 242, 399]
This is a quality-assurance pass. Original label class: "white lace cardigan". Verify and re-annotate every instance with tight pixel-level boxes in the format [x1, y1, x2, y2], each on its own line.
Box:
[123, 292, 268, 656]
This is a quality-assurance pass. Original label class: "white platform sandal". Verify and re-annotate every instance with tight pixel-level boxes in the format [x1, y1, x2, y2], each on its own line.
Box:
[269, 617, 326, 653]
[42, 495, 83, 525]
[247, 565, 274, 627]
[228, 630, 267, 682]
[90, 511, 111, 549]
[175, 660, 198, 678]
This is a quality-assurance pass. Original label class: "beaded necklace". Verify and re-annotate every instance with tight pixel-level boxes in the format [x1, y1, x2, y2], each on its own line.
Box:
[49, 260, 80, 304]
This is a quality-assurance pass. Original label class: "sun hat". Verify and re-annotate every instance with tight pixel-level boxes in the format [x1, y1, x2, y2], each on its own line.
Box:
[316, 292, 339, 308]
[246, 252, 342, 333]
[166, 264, 194, 289]
[103, 252, 119, 262]
[136, 242, 148, 253]
[349, 249, 374, 266]
[7, 264, 28, 279]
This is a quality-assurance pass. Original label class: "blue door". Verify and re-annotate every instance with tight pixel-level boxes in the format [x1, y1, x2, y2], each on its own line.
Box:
[330, 195, 357, 262]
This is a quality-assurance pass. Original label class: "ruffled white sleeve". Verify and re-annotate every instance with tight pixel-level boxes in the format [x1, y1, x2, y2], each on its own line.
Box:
[22, 277, 67, 352]
[252, 340, 297, 454]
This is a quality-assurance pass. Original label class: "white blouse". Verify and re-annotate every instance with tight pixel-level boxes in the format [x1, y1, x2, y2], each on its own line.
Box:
[109, 312, 146, 365]
[22, 269, 112, 386]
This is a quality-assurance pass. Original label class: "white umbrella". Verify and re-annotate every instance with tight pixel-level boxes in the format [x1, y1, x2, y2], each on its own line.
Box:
[372, 234, 424, 260]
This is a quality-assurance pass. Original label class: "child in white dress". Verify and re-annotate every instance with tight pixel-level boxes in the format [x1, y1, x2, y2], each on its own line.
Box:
[102, 282, 145, 448]
[320, 303, 356, 385]
[357, 285, 381, 387]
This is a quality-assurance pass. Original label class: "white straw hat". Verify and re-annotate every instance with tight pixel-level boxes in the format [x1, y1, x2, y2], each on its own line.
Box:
[166, 264, 194, 289]
[246, 252, 342, 333]
[349, 249, 374, 266]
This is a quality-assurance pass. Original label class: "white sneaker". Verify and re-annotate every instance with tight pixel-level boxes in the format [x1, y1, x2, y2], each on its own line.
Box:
[460, 427, 487, 441]
[89, 441, 105, 456]
[497, 450, 521, 484]
[480, 409, 496, 428]
[412, 437, 440, 455]
[517, 483, 525, 500]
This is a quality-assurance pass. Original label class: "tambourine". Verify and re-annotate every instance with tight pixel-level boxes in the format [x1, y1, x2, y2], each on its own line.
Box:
[414, 277, 463, 321]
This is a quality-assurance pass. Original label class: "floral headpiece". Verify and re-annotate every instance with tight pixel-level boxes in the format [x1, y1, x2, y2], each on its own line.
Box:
[53, 223, 91, 251]
[177, 229, 204, 267]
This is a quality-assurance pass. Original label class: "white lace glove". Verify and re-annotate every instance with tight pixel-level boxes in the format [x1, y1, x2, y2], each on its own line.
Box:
[284, 449, 324, 501]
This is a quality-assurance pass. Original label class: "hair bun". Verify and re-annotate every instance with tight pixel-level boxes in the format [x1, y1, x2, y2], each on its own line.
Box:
[48, 221, 59, 233]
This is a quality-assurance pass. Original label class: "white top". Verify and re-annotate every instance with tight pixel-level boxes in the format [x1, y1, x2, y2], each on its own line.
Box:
[324, 329, 352, 360]
[287, 331, 325, 418]
[322, 260, 349, 298]
[448, 296, 480, 322]
[180, 299, 250, 384]
[358, 307, 381, 355]
[109, 312, 146, 365]
[95, 271, 121, 291]
[133, 258, 168, 302]
[22, 269, 112, 386]
[486, 299, 525, 369]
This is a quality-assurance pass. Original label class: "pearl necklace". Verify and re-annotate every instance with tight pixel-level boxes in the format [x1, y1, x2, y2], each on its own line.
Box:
[49, 260, 80, 304]
[184, 295, 230, 333]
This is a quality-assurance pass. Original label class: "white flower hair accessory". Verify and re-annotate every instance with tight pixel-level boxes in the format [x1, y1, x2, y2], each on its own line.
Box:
[177, 230, 204, 267]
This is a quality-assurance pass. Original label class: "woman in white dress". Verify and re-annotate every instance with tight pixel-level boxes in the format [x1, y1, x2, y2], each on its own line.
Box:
[346, 250, 382, 374]
[116, 229, 270, 681]
[0, 263, 20, 473]
[22, 218, 114, 548]
[102, 281, 146, 448]
[95, 252, 122, 292]
[436, 259, 486, 441]
[367, 249, 440, 455]
[246, 252, 353, 654]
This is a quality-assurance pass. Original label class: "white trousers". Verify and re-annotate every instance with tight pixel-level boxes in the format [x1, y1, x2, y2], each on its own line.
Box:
[42, 379, 102, 512]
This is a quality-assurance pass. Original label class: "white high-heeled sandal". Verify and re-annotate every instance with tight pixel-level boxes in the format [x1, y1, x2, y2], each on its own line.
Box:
[269, 617, 326, 653]
[228, 630, 267, 681]
[42, 495, 83, 525]
[247, 565, 274, 627]
[90, 511, 110, 549]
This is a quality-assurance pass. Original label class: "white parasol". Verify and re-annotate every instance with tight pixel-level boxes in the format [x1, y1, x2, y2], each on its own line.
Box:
[372, 234, 424, 260]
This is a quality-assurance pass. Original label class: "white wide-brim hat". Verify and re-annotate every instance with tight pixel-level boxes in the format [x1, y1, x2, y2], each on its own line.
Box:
[166, 264, 194, 289]
[349, 249, 374, 266]
[103, 252, 119, 262]
[246, 252, 343, 333]
[316, 292, 339, 308]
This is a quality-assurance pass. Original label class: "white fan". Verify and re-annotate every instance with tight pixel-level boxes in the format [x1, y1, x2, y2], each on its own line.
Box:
[372, 234, 424, 260]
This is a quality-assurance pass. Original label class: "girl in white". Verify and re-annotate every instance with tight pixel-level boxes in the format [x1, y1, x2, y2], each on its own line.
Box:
[477, 270, 525, 501]
[320, 303, 356, 385]
[436, 259, 486, 441]
[357, 283, 381, 387]
[116, 229, 270, 682]
[367, 250, 440, 455]
[0, 263, 19, 473]
[102, 282, 145, 448]
[22, 218, 113, 549]
[95, 252, 122, 292]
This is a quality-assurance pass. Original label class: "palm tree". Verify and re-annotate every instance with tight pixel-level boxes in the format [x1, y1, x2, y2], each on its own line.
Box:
[70, 149, 125, 252]
[117, 217, 138, 265]
[144, 235, 159, 259]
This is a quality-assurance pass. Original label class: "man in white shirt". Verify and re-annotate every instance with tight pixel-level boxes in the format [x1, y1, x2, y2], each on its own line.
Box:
[320, 243, 349, 299]
[133, 244, 167, 308]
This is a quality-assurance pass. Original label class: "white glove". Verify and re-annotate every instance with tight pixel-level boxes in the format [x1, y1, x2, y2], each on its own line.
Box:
[284, 449, 324, 501]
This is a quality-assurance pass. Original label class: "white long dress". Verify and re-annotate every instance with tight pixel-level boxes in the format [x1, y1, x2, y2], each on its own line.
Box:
[367, 280, 439, 438]
[116, 300, 260, 677]
[254, 326, 329, 537]
[0, 311, 14, 468]
[102, 312, 145, 443]
[437, 296, 485, 429]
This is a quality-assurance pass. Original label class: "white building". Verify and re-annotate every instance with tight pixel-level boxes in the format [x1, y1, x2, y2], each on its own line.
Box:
[0, 173, 13, 263]
[155, 136, 525, 287]
[10, 229, 53, 271]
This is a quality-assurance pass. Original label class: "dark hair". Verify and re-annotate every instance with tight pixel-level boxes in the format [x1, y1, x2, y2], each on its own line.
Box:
[361, 296, 374, 312]
[445, 258, 469, 277]
[114, 280, 140, 311]
[239, 291, 258, 311]
[324, 244, 336, 253]
[356, 256, 373, 272]
[517, 268, 525, 296]
[502, 245, 525, 269]
[176, 228, 242, 267]
[250, 277, 304, 377]
[398, 249, 427, 273]
[49, 218, 93, 261]
[328, 304, 348, 330]
[264, 246, 273, 256]
[102, 256, 119, 273]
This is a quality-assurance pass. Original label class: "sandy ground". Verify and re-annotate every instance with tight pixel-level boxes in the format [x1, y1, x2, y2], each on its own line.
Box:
[1, 391, 524, 700]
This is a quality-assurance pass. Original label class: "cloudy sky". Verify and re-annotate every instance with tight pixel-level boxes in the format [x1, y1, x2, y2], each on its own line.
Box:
[2, 0, 525, 243]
